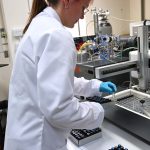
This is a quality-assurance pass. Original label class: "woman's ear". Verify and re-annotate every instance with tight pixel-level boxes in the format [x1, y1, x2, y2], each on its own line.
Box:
[62, 0, 70, 9]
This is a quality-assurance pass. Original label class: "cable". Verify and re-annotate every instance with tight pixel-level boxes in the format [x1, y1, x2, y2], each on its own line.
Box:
[123, 47, 138, 50]
[78, 42, 93, 52]
[86, 20, 94, 36]
[115, 47, 138, 57]
[91, 52, 100, 57]
[110, 15, 137, 22]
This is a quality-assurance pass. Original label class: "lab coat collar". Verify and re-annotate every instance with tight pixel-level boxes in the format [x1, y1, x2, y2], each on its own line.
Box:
[43, 7, 62, 24]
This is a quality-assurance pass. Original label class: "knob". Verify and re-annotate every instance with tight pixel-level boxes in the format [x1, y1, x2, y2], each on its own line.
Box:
[140, 99, 145, 106]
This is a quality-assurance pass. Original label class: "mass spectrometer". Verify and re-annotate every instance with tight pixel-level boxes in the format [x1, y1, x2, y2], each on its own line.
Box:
[75, 19, 150, 144]
[103, 20, 150, 144]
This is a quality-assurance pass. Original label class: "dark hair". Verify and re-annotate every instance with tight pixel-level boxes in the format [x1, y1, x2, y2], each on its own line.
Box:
[23, 0, 59, 34]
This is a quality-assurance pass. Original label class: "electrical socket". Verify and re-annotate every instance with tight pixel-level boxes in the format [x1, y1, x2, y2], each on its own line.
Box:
[12, 27, 23, 38]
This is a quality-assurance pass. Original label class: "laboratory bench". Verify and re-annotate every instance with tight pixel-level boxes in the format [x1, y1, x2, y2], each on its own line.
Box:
[67, 119, 150, 150]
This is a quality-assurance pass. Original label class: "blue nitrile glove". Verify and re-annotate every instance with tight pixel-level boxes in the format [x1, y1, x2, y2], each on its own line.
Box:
[99, 81, 117, 94]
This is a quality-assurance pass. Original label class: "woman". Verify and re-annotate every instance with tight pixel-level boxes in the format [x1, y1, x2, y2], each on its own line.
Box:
[4, 0, 117, 150]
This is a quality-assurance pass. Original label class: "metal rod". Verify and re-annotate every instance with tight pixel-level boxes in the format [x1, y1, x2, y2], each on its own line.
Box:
[77, 21, 81, 36]
[141, 0, 145, 20]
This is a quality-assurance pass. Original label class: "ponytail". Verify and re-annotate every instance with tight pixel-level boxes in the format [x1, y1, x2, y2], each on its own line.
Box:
[23, 0, 47, 34]
[23, 0, 61, 34]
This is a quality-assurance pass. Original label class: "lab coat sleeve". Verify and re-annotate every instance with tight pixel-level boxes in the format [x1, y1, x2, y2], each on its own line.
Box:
[37, 29, 104, 130]
[74, 77, 102, 97]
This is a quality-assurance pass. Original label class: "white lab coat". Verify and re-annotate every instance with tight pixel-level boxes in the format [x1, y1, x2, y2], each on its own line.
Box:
[4, 7, 104, 150]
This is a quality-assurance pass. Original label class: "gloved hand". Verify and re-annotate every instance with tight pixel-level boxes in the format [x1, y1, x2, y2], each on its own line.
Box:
[99, 81, 117, 94]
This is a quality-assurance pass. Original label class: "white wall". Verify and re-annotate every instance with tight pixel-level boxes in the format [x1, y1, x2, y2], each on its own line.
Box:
[0, 0, 29, 101]
[0, 2, 11, 101]
[130, 0, 141, 21]
[0, 5, 4, 27]
[1, 0, 143, 61]
[0, 65, 11, 100]
[0, 0, 29, 63]
[145, 0, 150, 19]
[65, 0, 141, 37]
[85, 0, 132, 35]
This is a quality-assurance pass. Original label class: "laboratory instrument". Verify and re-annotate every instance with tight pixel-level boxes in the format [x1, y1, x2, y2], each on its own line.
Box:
[73, 20, 150, 145]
